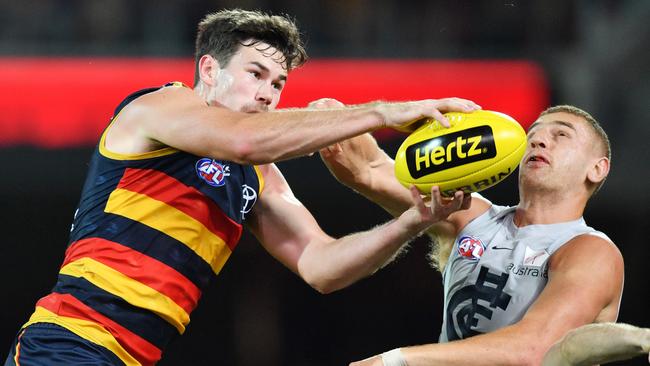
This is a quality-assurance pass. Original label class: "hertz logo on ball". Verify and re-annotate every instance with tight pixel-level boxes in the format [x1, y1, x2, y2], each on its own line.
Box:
[405, 126, 496, 179]
[394, 110, 527, 196]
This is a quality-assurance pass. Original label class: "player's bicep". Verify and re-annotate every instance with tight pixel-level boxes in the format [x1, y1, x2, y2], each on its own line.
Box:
[518, 236, 623, 343]
[245, 164, 331, 273]
[123, 86, 248, 161]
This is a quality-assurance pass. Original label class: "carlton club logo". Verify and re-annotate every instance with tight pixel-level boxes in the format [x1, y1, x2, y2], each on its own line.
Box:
[445, 266, 511, 340]
[457, 235, 486, 261]
[196, 158, 230, 187]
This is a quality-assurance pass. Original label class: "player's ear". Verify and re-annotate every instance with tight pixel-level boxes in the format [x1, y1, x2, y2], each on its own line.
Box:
[198, 55, 220, 87]
[587, 157, 609, 185]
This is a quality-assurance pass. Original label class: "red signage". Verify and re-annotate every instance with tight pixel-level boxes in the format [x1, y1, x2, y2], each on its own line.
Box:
[0, 58, 547, 147]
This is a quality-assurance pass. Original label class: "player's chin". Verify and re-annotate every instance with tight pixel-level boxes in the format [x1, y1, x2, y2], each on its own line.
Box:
[520, 165, 550, 179]
[519, 174, 552, 189]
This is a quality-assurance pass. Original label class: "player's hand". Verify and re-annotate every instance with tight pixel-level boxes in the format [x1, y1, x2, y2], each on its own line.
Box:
[378, 97, 481, 131]
[430, 185, 472, 219]
[400, 185, 471, 232]
[319, 133, 386, 190]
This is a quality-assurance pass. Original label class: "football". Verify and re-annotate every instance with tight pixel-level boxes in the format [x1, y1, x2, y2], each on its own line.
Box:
[394, 110, 527, 197]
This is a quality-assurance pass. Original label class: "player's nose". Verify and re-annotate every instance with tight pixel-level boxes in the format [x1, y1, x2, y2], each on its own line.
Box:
[255, 83, 273, 105]
[529, 132, 548, 149]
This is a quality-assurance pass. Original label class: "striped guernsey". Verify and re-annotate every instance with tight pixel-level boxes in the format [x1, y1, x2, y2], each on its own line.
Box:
[22, 83, 263, 365]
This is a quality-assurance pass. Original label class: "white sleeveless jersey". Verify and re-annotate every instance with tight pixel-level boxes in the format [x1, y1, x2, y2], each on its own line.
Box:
[439, 203, 610, 342]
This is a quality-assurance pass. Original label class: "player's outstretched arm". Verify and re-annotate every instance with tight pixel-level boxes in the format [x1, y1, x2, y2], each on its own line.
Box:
[541, 322, 650, 366]
[108, 85, 480, 165]
[319, 128, 490, 246]
[320, 132, 412, 217]
[245, 164, 467, 294]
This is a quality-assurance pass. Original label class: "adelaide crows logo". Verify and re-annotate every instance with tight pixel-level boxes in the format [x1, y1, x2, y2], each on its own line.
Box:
[196, 158, 230, 187]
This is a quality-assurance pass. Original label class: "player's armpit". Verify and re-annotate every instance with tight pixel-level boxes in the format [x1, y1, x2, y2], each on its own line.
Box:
[245, 163, 328, 277]
[319, 133, 413, 217]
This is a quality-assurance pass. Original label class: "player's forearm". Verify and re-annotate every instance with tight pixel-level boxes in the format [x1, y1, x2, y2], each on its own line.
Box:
[541, 323, 650, 366]
[297, 212, 427, 294]
[231, 107, 384, 164]
[399, 342, 529, 366]
[351, 159, 414, 218]
[377, 323, 550, 366]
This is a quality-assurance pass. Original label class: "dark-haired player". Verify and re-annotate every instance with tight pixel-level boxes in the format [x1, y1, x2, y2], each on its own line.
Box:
[4, 8, 481, 365]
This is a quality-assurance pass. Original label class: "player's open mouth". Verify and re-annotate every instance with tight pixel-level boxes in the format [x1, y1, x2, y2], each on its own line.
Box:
[527, 154, 549, 165]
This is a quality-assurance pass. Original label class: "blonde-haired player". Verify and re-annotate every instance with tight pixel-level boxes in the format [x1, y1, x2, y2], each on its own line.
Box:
[319, 104, 635, 365]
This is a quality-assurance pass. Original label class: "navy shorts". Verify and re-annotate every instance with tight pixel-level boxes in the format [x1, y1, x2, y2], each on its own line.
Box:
[4, 323, 125, 366]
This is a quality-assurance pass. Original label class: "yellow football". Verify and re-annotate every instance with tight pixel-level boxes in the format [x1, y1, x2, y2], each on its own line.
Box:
[394, 110, 526, 196]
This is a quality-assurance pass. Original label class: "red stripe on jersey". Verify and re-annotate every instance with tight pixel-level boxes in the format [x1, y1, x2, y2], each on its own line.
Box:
[36, 293, 161, 366]
[63, 238, 201, 314]
[116, 168, 242, 249]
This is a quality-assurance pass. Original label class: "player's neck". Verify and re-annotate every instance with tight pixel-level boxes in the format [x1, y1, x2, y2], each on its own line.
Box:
[194, 82, 211, 104]
[515, 190, 586, 226]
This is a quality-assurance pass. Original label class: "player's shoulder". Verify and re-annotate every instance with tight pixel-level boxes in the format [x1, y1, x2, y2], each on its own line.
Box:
[563, 232, 620, 256]
[448, 192, 493, 233]
[112, 82, 202, 132]
[547, 231, 624, 317]
[125, 82, 195, 111]
[551, 232, 623, 270]
[104, 83, 194, 154]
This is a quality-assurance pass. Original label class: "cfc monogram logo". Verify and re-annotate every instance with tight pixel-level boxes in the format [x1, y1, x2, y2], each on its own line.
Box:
[446, 266, 511, 341]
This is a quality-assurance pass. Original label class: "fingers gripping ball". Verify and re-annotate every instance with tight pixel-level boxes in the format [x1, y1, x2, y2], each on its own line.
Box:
[394, 110, 526, 196]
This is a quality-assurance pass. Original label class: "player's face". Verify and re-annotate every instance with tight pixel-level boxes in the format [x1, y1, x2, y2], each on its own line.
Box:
[519, 112, 602, 193]
[208, 42, 287, 113]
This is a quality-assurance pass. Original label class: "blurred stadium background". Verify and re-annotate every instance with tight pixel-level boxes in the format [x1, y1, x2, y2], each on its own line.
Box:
[1, 1, 648, 365]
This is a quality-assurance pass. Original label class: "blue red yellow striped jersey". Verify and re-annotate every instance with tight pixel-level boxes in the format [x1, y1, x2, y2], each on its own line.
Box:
[23, 82, 264, 365]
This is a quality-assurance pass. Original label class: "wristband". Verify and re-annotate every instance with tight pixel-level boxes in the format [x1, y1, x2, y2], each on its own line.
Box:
[380, 348, 408, 366]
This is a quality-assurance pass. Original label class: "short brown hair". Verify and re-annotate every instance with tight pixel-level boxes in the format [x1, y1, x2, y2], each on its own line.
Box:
[194, 9, 307, 85]
[539, 105, 611, 194]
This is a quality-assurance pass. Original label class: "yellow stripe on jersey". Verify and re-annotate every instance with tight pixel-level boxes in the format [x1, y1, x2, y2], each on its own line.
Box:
[24, 307, 142, 366]
[98, 110, 178, 161]
[105, 188, 233, 275]
[253, 165, 265, 194]
[13, 329, 23, 365]
[60, 258, 189, 334]
[166, 81, 187, 88]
